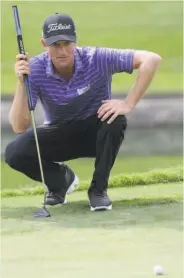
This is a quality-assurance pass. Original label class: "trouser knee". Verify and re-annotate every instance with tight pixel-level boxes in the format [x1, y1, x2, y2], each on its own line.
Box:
[102, 115, 127, 134]
[4, 141, 24, 171]
[4, 129, 37, 170]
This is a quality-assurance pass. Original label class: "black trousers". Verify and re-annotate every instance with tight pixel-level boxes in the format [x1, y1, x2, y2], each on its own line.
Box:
[4, 115, 127, 193]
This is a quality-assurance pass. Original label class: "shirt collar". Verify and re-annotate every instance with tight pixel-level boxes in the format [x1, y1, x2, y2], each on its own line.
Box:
[46, 48, 84, 79]
[74, 47, 85, 73]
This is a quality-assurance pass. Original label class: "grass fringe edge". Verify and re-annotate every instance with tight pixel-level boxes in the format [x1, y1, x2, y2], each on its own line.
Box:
[1, 167, 183, 198]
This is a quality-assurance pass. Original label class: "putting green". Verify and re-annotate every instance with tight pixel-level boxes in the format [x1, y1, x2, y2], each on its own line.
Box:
[2, 183, 183, 278]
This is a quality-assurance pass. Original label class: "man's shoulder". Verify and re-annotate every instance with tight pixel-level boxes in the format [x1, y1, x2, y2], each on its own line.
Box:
[76, 46, 98, 59]
[76, 46, 105, 68]
[76, 46, 124, 59]
[78, 46, 134, 55]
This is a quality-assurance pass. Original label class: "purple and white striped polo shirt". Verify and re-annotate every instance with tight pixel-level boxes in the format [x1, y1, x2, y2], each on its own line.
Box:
[29, 46, 134, 124]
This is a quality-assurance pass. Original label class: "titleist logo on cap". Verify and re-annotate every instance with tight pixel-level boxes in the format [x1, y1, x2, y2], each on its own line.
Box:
[47, 23, 72, 33]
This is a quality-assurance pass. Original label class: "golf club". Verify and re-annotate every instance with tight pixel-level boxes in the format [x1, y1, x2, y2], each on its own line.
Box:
[12, 5, 50, 218]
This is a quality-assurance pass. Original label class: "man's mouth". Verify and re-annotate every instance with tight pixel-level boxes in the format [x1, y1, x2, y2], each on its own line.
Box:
[56, 56, 67, 60]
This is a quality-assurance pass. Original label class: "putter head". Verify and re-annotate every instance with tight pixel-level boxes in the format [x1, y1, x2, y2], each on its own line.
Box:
[34, 206, 51, 218]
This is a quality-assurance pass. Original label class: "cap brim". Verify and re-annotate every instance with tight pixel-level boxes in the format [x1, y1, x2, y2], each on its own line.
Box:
[44, 35, 76, 46]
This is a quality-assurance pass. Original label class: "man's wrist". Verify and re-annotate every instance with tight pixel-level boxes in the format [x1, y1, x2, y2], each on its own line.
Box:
[124, 99, 136, 109]
[17, 80, 24, 86]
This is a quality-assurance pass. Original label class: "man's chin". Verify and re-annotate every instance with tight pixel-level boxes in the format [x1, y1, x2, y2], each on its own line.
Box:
[55, 61, 69, 69]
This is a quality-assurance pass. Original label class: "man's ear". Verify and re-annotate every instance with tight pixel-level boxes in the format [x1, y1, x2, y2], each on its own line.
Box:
[40, 38, 47, 49]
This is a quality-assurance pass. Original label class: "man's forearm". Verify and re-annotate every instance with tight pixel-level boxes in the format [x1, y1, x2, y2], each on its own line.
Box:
[9, 82, 31, 133]
[125, 55, 162, 108]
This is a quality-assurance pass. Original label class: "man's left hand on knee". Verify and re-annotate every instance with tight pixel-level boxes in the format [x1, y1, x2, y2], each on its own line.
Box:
[97, 99, 134, 124]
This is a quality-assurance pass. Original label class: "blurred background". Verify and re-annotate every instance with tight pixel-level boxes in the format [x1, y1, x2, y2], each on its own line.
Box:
[1, 1, 183, 189]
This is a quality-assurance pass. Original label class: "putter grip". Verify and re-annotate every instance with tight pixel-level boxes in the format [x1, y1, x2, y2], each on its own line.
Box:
[12, 5, 34, 111]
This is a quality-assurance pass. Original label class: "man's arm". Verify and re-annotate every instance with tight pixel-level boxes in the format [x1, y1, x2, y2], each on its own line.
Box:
[97, 50, 162, 124]
[125, 50, 162, 108]
[9, 80, 31, 133]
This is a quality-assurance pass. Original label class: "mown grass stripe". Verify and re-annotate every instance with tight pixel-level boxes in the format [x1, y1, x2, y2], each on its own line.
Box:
[1, 167, 183, 198]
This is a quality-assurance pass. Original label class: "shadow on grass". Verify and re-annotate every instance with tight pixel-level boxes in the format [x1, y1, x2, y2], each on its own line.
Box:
[2, 197, 182, 232]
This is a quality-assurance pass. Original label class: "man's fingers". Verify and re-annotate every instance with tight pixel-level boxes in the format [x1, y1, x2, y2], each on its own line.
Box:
[101, 109, 115, 121]
[97, 102, 109, 114]
[18, 60, 29, 66]
[15, 53, 30, 81]
[17, 65, 30, 71]
[98, 106, 111, 118]
[107, 112, 118, 124]
[25, 52, 29, 60]
[98, 99, 132, 123]
[16, 54, 27, 61]
[16, 70, 30, 76]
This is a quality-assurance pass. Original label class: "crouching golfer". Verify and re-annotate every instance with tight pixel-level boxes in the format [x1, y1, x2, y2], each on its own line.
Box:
[5, 13, 162, 211]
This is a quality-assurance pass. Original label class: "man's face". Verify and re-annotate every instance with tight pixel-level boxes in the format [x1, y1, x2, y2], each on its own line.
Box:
[41, 39, 76, 69]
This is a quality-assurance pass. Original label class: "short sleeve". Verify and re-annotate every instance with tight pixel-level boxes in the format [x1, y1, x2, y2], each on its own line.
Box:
[96, 47, 134, 75]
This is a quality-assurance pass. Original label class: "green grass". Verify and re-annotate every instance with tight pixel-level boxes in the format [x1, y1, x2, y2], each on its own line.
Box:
[1, 166, 183, 198]
[1, 1, 182, 94]
[1, 183, 183, 278]
[1, 155, 182, 190]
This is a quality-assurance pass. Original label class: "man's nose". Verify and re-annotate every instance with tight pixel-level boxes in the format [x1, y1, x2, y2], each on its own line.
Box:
[58, 46, 67, 55]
